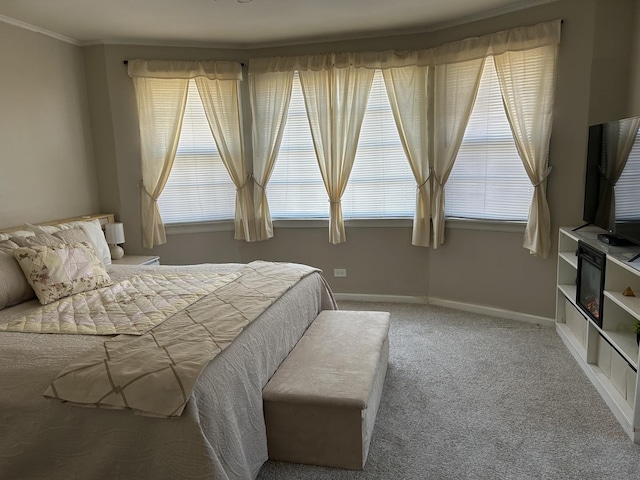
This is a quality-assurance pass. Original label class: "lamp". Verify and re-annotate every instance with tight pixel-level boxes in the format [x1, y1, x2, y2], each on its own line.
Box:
[105, 222, 125, 260]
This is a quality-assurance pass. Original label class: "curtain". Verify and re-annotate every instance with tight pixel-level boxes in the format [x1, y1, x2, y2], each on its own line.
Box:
[383, 66, 431, 246]
[430, 59, 485, 247]
[195, 77, 255, 241]
[129, 59, 243, 247]
[595, 117, 640, 227]
[249, 70, 294, 240]
[494, 39, 559, 258]
[131, 77, 188, 248]
[299, 62, 375, 244]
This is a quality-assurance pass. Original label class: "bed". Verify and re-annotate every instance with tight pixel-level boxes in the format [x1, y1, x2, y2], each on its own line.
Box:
[0, 215, 336, 480]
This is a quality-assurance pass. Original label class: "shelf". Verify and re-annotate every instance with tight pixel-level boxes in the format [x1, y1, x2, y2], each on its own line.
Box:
[557, 227, 640, 441]
[559, 251, 578, 269]
[558, 284, 576, 302]
[599, 329, 639, 371]
[604, 290, 640, 322]
[556, 322, 587, 360]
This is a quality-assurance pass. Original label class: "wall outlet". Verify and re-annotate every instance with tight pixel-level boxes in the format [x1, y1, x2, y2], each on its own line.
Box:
[333, 268, 347, 277]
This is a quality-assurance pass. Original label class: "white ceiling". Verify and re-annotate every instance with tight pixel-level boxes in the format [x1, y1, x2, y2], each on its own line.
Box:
[0, 0, 558, 48]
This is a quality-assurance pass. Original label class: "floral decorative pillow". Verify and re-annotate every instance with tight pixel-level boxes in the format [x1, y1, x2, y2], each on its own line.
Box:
[13, 242, 112, 305]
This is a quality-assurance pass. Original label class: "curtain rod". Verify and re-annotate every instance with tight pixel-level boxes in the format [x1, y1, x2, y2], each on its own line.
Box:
[123, 60, 245, 66]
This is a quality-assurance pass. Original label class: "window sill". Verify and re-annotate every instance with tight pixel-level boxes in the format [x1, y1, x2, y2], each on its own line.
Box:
[165, 217, 526, 235]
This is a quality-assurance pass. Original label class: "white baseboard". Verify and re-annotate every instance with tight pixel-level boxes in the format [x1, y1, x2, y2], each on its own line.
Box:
[333, 293, 554, 327]
[333, 293, 429, 304]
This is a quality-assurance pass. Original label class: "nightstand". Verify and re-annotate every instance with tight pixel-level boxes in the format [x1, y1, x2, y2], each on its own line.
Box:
[111, 255, 160, 266]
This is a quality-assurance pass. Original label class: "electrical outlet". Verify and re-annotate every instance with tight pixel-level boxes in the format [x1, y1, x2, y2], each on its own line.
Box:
[333, 268, 347, 277]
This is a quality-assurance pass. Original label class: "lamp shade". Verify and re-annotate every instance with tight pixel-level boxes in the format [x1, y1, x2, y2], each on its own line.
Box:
[105, 222, 125, 245]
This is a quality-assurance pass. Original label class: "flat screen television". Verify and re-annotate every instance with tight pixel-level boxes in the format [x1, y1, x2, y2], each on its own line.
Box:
[583, 116, 640, 248]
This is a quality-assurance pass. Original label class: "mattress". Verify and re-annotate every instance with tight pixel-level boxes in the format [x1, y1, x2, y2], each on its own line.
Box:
[0, 263, 336, 480]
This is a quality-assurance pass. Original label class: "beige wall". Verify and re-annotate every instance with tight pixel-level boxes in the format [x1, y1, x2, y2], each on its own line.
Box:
[0, 22, 98, 229]
[82, 0, 635, 318]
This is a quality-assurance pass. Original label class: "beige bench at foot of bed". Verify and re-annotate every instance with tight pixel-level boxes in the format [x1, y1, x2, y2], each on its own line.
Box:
[262, 310, 390, 470]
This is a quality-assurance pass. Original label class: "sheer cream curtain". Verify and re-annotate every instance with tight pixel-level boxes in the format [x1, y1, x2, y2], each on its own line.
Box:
[298, 57, 375, 244]
[430, 59, 485, 246]
[595, 117, 640, 228]
[383, 66, 431, 247]
[246, 20, 561, 248]
[128, 60, 243, 247]
[493, 20, 562, 258]
[195, 77, 255, 241]
[249, 70, 294, 241]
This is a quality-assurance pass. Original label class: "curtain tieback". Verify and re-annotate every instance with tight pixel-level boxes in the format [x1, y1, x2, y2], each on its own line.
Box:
[533, 166, 553, 187]
[236, 174, 252, 192]
[416, 176, 430, 189]
[139, 182, 156, 200]
[253, 174, 266, 190]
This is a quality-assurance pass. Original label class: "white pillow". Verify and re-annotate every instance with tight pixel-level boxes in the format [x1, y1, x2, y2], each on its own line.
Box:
[26, 219, 112, 265]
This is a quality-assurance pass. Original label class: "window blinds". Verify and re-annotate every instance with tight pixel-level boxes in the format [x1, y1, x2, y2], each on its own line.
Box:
[445, 56, 534, 221]
[158, 79, 236, 224]
[268, 70, 415, 220]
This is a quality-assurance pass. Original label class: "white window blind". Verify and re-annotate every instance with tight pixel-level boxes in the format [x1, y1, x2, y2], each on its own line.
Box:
[267, 72, 328, 219]
[445, 56, 534, 221]
[268, 70, 414, 220]
[158, 79, 236, 224]
[616, 135, 640, 220]
[342, 70, 415, 218]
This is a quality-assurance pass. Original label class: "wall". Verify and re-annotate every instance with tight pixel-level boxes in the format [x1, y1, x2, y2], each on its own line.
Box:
[627, 0, 640, 116]
[85, 0, 633, 318]
[0, 22, 99, 229]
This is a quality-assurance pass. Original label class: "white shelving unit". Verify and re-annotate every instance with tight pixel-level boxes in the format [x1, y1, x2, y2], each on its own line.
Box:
[556, 227, 640, 441]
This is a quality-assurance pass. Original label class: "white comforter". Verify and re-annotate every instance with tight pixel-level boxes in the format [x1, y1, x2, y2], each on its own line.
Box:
[0, 263, 336, 480]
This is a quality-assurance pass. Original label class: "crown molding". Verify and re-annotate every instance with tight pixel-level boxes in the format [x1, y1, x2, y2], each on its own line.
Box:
[0, 14, 80, 45]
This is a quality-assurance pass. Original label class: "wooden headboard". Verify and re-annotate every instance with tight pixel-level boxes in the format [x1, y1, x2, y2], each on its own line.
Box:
[0, 213, 115, 234]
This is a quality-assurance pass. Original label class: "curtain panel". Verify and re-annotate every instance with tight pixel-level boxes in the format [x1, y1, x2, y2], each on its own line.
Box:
[249, 70, 294, 241]
[130, 76, 188, 248]
[195, 77, 255, 241]
[298, 60, 375, 244]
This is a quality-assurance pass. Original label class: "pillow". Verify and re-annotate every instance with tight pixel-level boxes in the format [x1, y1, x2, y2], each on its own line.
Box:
[11, 233, 63, 247]
[13, 242, 112, 305]
[0, 230, 35, 241]
[26, 219, 111, 266]
[52, 227, 93, 246]
[0, 240, 36, 309]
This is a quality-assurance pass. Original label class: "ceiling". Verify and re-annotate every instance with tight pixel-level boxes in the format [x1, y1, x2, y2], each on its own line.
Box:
[0, 0, 558, 49]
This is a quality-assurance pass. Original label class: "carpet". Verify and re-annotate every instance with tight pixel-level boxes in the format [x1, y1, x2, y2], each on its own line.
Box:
[257, 301, 640, 480]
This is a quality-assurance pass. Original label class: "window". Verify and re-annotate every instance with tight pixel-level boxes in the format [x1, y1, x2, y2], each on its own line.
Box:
[268, 61, 534, 223]
[445, 56, 534, 221]
[267, 70, 415, 220]
[158, 79, 236, 224]
[616, 134, 640, 220]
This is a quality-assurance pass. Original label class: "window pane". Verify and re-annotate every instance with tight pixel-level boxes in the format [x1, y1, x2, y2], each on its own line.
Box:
[268, 70, 414, 220]
[342, 70, 415, 218]
[616, 134, 640, 220]
[445, 56, 534, 221]
[267, 72, 330, 219]
[158, 79, 236, 224]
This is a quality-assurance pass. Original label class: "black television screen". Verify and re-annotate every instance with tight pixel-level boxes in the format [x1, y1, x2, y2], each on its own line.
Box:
[583, 116, 640, 246]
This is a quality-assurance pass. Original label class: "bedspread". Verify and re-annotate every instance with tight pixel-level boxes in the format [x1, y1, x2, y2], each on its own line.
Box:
[0, 272, 239, 335]
[0, 262, 336, 480]
[45, 261, 320, 417]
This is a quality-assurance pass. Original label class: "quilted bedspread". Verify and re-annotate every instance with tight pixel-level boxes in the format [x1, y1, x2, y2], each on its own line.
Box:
[44, 261, 320, 417]
[0, 272, 239, 335]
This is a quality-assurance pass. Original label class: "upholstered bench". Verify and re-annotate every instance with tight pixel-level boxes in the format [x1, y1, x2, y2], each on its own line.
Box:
[262, 310, 390, 470]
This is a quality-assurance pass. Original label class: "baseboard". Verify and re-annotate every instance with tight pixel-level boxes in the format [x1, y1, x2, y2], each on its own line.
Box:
[333, 293, 554, 327]
[333, 293, 429, 304]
